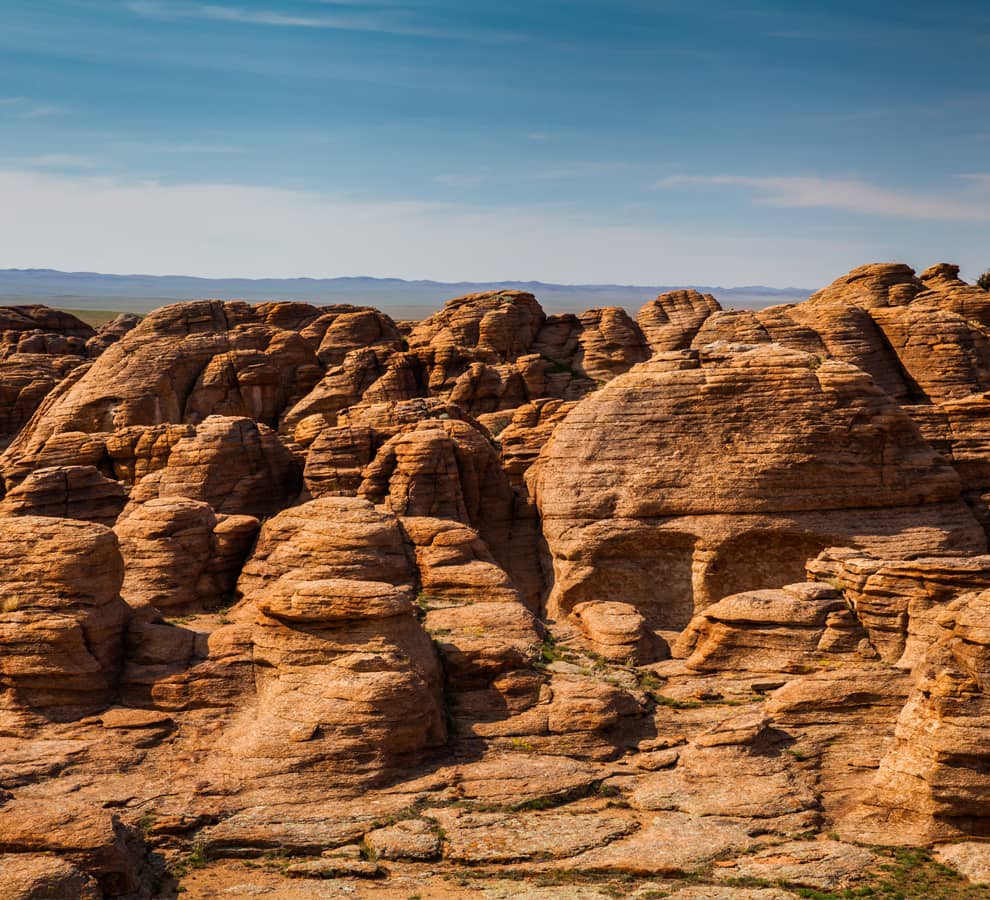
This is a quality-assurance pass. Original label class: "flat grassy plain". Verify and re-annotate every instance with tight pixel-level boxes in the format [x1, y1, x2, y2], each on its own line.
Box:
[58, 309, 128, 327]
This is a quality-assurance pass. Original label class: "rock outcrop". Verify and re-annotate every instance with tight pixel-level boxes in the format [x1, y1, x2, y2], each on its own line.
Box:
[224, 497, 447, 786]
[0, 517, 129, 723]
[5, 266, 990, 896]
[533, 342, 984, 628]
[851, 589, 990, 843]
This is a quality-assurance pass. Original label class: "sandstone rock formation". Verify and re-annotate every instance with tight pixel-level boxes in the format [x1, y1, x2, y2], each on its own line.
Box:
[533, 342, 984, 628]
[0, 516, 128, 723]
[224, 497, 447, 787]
[5, 266, 990, 896]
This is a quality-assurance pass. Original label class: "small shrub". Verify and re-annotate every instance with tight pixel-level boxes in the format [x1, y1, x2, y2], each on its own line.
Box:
[977, 270, 990, 291]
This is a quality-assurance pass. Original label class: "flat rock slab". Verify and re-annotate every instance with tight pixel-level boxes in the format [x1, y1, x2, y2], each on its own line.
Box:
[200, 807, 380, 858]
[365, 818, 440, 860]
[717, 840, 875, 890]
[284, 858, 383, 879]
[439, 754, 602, 805]
[668, 888, 800, 900]
[565, 812, 756, 874]
[99, 707, 175, 729]
[433, 808, 636, 863]
[935, 842, 990, 884]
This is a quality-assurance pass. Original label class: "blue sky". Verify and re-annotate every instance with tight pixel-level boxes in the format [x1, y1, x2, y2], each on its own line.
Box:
[1, 0, 989, 286]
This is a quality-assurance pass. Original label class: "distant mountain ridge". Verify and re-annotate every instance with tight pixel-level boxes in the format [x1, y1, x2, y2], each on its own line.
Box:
[0, 267, 812, 317]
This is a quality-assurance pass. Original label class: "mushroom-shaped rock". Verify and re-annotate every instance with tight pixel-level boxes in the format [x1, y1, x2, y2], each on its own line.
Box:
[569, 600, 666, 664]
[225, 497, 446, 785]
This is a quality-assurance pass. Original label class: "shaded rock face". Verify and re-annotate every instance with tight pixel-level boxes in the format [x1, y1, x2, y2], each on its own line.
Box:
[115, 497, 258, 614]
[226, 497, 447, 784]
[85, 312, 142, 357]
[533, 342, 984, 628]
[852, 589, 990, 843]
[124, 415, 300, 519]
[0, 354, 86, 450]
[808, 548, 990, 670]
[0, 517, 129, 722]
[0, 800, 148, 897]
[0, 305, 95, 359]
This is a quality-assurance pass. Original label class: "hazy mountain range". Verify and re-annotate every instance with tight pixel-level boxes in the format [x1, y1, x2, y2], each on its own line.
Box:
[0, 268, 812, 318]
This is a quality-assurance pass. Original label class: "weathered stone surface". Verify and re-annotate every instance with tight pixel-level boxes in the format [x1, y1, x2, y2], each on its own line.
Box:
[432, 807, 634, 862]
[364, 818, 441, 861]
[935, 841, 990, 884]
[631, 712, 819, 824]
[534, 343, 983, 628]
[115, 497, 258, 613]
[85, 312, 142, 357]
[0, 300, 325, 484]
[224, 497, 446, 785]
[672, 583, 862, 673]
[567, 812, 756, 874]
[0, 799, 147, 896]
[637, 289, 721, 352]
[0, 464, 127, 526]
[0, 517, 128, 720]
[497, 398, 576, 487]
[919, 262, 990, 326]
[8, 273, 990, 896]
[407, 290, 545, 362]
[0, 853, 101, 900]
[804, 262, 924, 309]
[125, 415, 299, 519]
[0, 354, 84, 449]
[0, 305, 94, 359]
[359, 417, 513, 564]
[851, 589, 990, 843]
[569, 601, 666, 664]
[808, 548, 990, 668]
[718, 840, 875, 890]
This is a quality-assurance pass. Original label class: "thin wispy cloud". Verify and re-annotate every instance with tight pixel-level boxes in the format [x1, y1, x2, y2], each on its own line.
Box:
[113, 141, 246, 155]
[432, 173, 489, 188]
[657, 174, 990, 224]
[0, 97, 68, 119]
[14, 154, 95, 169]
[958, 173, 990, 189]
[127, 1, 524, 42]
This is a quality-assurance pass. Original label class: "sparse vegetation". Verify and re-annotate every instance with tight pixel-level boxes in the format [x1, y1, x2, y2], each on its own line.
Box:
[978, 270, 990, 291]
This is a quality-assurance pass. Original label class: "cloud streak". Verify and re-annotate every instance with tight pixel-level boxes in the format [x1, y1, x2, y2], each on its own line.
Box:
[127, 1, 523, 42]
[0, 97, 68, 119]
[657, 174, 990, 223]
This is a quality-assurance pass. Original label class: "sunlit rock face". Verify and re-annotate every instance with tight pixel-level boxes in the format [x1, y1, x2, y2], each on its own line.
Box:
[533, 342, 984, 628]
